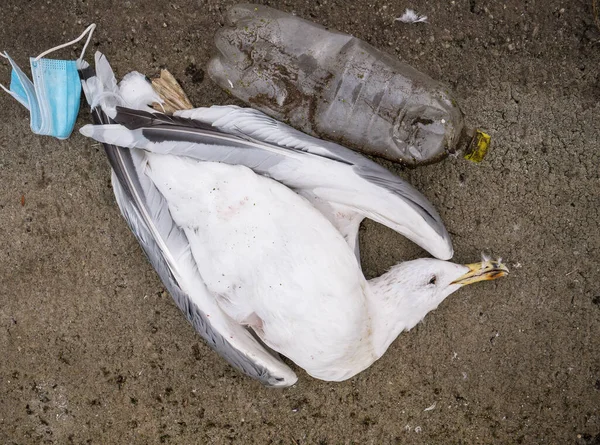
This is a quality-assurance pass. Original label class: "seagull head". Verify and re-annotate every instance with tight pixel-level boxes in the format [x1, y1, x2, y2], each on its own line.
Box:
[398, 257, 508, 312]
[371, 257, 509, 346]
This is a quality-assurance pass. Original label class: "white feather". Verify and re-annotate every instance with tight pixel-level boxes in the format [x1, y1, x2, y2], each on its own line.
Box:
[119, 71, 163, 112]
[396, 9, 428, 23]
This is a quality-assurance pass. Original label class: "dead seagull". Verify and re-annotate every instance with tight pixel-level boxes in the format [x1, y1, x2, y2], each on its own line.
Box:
[78, 53, 508, 386]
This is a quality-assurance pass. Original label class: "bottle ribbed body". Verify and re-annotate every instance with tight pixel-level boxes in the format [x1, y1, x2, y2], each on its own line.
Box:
[208, 3, 467, 166]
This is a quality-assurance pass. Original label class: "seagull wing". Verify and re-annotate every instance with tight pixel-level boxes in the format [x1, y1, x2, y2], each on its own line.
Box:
[81, 104, 453, 260]
[78, 55, 298, 387]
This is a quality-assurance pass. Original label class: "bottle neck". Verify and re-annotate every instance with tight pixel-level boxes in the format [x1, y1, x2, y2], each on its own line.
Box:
[457, 126, 476, 152]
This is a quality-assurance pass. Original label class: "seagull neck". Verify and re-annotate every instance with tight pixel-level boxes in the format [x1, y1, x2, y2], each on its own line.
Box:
[367, 269, 429, 358]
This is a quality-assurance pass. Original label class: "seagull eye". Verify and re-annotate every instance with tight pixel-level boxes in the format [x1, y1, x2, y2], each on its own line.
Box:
[428, 275, 437, 285]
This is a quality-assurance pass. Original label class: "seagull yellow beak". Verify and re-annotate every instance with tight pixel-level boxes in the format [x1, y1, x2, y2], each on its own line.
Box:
[451, 260, 509, 285]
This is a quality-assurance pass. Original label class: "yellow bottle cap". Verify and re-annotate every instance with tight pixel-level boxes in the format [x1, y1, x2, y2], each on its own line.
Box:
[463, 129, 491, 163]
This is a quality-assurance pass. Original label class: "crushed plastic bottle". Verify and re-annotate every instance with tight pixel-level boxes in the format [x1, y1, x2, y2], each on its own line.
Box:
[208, 3, 490, 167]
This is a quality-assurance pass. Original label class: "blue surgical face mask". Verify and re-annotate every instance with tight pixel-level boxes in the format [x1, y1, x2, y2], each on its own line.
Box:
[0, 24, 95, 139]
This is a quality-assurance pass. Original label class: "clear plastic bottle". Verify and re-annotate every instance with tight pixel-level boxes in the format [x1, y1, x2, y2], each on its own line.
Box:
[208, 3, 489, 167]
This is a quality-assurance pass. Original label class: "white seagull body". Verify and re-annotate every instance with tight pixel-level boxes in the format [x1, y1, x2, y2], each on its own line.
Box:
[146, 156, 380, 381]
[78, 53, 508, 386]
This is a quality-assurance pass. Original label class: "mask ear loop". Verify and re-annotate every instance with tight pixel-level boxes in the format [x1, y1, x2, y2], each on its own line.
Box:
[34, 23, 96, 62]
[0, 52, 18, 97]
[78, 24, 96, 62]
